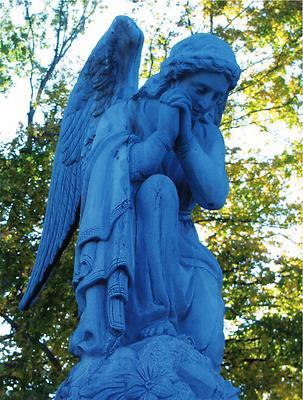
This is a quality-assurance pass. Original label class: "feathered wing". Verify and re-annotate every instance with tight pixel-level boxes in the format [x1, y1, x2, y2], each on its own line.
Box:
[19, 16, 144, 310]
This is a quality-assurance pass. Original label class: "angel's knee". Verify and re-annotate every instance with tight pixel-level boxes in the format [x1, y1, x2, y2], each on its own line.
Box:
[136, 174, 178, 211]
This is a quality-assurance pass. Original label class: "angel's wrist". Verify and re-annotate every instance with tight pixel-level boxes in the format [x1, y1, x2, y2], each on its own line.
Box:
[175, 134, 195, 158]
[152, 130, 174, 152]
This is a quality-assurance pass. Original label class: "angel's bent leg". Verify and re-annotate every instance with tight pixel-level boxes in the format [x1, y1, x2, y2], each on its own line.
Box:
[70, 281, 118, 358]
[126, 174, 180, 339]
[178, 266, 225, 371]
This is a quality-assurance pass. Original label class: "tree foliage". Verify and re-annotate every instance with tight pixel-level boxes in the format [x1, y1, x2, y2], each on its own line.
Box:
[0, 0, 302, 398]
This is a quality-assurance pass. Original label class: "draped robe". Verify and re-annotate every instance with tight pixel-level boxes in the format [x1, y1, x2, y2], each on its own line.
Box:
[70, 99, 227, 372]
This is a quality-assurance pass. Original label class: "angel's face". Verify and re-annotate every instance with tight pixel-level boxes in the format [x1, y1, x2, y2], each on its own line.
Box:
[177, 70, 230, 116]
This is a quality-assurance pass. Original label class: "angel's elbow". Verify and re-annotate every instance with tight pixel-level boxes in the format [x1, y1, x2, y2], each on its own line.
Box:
[214, 184, 229, 209]
[199, 181, 229, 210]
[205, 198, 226, 210]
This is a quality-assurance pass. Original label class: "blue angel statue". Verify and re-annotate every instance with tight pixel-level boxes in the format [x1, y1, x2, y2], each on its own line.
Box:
[20, 16, 242, 400]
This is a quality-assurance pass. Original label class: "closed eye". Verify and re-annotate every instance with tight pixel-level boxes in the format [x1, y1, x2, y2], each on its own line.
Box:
[196, 86, 208, 95]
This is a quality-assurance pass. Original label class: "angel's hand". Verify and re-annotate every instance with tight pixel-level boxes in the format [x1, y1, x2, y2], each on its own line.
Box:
[200, 109, 216, 125]
[160, 88, 193, 149]
[157, 91, 181, 148]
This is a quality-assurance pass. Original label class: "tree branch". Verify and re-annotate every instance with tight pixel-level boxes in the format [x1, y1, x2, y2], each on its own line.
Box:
[222, 0, 255, 32]
[233, 45, 288, 94]
[24, 0, 36, 128]
[0, 333, 14, 342]
[194, 217, 292, 230]
[221, 100, 294, 127]
[243, 357, 270, 363]
[209, 0, 214, 34]
[221, 120, 260, 132]
[225, 336, 260, 343]
[26, 0, 99, 144]
[1, 313, 62, 372]
[183, 0, 194, 35]
[241, 53, 276, 73]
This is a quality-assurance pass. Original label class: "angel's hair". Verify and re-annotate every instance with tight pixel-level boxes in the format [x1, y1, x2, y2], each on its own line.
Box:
[134, 33, 241, 101]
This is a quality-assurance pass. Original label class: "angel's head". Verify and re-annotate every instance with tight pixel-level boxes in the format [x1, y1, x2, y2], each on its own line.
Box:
[135, 33, 241, 125]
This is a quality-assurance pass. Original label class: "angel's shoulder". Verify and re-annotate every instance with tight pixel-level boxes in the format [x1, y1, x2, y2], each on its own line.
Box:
[94, 100, 130, 140]
[127, 97, 159, 134]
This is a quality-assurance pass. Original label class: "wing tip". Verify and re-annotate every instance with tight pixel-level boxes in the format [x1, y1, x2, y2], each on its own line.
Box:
[18, 293, 31, 311]
[19, 281, 39, 311]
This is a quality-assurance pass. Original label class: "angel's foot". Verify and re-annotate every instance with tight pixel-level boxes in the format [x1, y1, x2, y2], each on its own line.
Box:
[179, 334, 196, 348]
[140, 319, 177, 338]
[103, 332, 123, 357]
[73, 328, 122, 360]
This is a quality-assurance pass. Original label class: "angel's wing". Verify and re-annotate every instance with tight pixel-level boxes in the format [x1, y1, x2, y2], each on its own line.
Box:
[19, 16, 144, 311]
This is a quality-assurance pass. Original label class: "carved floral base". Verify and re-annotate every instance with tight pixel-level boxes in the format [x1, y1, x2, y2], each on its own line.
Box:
[55, 335, 240, 400]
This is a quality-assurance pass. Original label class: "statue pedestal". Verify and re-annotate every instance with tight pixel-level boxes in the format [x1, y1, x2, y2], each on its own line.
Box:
[56, 335, 239, 400]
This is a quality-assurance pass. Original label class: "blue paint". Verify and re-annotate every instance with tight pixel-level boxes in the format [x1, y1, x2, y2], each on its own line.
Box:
[20, 16, 242, 399]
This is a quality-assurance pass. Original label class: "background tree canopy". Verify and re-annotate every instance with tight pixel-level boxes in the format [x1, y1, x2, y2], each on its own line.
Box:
[0, 0, 301, 398]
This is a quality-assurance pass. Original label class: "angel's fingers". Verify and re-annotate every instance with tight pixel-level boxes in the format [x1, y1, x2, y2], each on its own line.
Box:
[162, 92, 192, 105]
[160, 93, 177, 105]
[160, 89, 192, 105]
[160, 88, 180, 101]
[161, 97, 192, 111]
[169, 100, 192, 113]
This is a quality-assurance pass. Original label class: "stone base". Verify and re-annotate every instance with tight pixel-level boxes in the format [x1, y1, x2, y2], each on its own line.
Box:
[55, 335, 239, 400]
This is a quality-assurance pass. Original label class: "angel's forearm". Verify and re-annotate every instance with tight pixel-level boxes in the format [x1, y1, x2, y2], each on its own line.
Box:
[129, 131, 172, 182]
[176, 135, 229, 209]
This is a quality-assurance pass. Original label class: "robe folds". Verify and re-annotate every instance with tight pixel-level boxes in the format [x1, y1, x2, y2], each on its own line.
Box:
[70, 125, 225, 372]
[71, 132, 138, 354]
